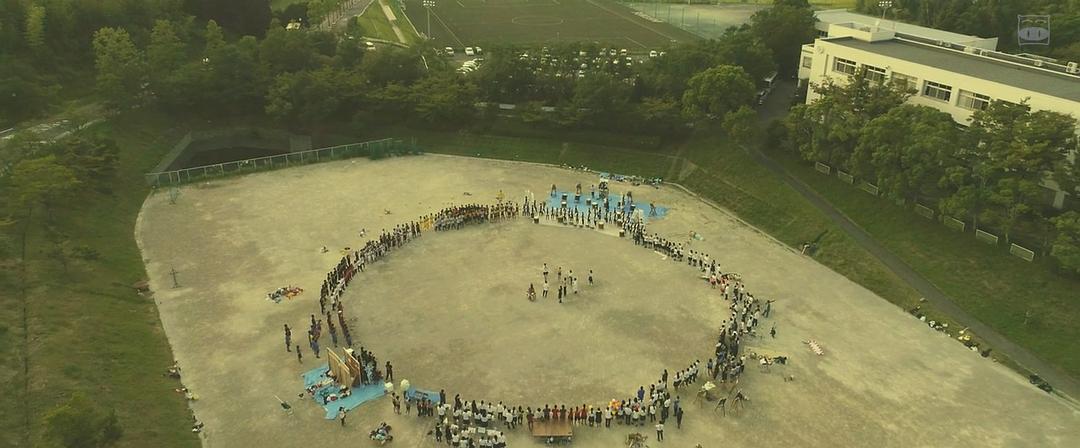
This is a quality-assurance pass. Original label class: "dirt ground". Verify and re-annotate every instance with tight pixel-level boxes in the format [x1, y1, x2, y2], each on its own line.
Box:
[136, 154, 1080, 448]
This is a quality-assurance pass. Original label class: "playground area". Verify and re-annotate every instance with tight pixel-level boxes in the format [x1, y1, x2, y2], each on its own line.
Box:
[135, 154, 1080, 447]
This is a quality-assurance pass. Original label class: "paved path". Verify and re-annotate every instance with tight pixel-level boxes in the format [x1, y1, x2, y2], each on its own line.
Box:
[379, 0, 409, 44]
[748, 79, 1080, 403]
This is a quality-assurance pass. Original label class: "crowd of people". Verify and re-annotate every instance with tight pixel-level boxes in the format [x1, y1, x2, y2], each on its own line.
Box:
[282, 187, 776, 445]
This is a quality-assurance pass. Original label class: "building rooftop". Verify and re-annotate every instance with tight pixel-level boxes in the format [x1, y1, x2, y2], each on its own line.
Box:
[815, 9, 996, 48]
[827, 37, 1080, 103]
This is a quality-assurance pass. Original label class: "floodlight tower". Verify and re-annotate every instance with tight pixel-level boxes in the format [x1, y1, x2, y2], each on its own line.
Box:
[875, 1, 893, 31]
[423, 0, 436, 40]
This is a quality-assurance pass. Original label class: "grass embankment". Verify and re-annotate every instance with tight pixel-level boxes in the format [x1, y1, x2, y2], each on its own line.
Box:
[766, 149, 1080, 377]
[356, 3, 401, 43]
[0, 111, 199, 447]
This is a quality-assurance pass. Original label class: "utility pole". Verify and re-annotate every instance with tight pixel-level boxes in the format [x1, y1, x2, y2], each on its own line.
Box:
[423, 0, 436, 40]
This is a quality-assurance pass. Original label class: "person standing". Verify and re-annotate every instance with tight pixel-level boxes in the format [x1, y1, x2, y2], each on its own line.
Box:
[284, 324, 292, 352]
[543, 280, 549, 298]
[339, 407, 347, 427]
[655, 421, 665, 441]
[386, 361, 394, 382]
[296, 346, 302, 363]
[770, 325, 776, 338]
[676, 407, 683, 429]
[543, 263, 549, 281]
[392, 394, 401, 414]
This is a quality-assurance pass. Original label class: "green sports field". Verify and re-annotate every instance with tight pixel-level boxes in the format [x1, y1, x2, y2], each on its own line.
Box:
[402, 0, 700, 49]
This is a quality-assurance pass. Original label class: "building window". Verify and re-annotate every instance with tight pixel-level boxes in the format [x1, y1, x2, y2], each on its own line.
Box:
[833, 57, 857, 75]
[922, 80, 952, 102]
[957, 90, 991, 111]
[864, 64, 886, 83]
[890, 72, 917, 91]
[802, 56, 813, 68]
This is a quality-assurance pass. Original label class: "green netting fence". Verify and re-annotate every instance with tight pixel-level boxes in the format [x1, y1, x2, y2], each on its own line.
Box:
[144, 138, 418, 187]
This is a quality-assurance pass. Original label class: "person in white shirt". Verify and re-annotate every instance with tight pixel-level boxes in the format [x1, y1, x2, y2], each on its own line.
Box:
[655, 421, 665, 441]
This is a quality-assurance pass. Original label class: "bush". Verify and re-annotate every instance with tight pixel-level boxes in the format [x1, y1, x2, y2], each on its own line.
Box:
[45, 393, 123, 447]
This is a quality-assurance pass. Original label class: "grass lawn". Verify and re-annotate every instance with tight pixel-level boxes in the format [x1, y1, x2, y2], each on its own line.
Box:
[0, 111, 200, 447]
[765, 148, 1080, 377]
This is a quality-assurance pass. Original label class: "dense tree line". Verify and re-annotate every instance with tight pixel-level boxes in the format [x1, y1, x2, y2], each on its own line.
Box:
[782, 71, 1080, 272]
[854, 0, 1080, 61]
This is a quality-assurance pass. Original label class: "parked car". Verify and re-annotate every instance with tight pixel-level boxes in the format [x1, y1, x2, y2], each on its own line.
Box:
[444, 47, 454, 56]
[465, 47, 475, 56]
[365, 41, 376, 51]
[649, 50, 658, 58]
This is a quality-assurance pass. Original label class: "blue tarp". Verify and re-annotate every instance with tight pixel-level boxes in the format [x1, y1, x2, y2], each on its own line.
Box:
[545, 190, 668, 221]
[405, 387, 441, 403]
[301, 364, 386, 419]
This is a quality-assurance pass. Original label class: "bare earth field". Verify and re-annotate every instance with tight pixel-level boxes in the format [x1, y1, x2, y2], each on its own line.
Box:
[136, 154, 1080, 448]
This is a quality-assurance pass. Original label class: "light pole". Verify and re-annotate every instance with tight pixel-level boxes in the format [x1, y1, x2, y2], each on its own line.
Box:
[423, 0, 436, 40]
[878, 0, 892, 20]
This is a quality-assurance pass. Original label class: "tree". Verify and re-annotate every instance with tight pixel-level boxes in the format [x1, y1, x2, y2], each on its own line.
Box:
[749, 3, 816, 74]
[571, 72, 630, 126]
[361, 47, 422, 87]
[203, 20, 226, 58]
[851, 105, 960, 202]
[712, 28, 777, 85]
[24, 3, 46, 51]
[260, 25, 320, 74]
[44, 393, 122, 448]
[0, 56, 57, 123]
[637, 97, 683, 136]
[184, 0, 272, 37]
[409, 73, 478, 125]
[722, 106, 760, 148]
[1050, 212, 1080, 275]
[266, 66, 363, 128]
[49, 134, 120, 189]
[681, 65, 755, 121]
[952, 101, 1077, 240]
[91, 27, 146, 109]
[785, 72, 909, 167]
[8, 155, 80, 219]
[147, 20, 187, 88]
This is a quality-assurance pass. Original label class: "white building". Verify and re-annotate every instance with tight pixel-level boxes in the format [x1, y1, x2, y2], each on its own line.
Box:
[797, 20, 1080, 208]
[813, 9, 998, 50]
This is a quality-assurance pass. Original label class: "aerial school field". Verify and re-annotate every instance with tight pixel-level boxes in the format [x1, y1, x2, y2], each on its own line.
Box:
[401, 0, 700, 49]
[135, 153, 1080, 447]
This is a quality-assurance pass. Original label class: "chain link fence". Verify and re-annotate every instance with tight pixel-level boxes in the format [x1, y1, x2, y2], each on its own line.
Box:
[145, 138, 418, 187]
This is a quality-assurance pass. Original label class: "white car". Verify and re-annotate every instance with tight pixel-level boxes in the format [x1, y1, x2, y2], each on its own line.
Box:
[365, 41, 376, 51]
[465, 47, 475, 56]
[474, 47, 483, 54]
[444, 47, 454, 56]
[649, 50, 658, 58]
[620, 48, 628, 56]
